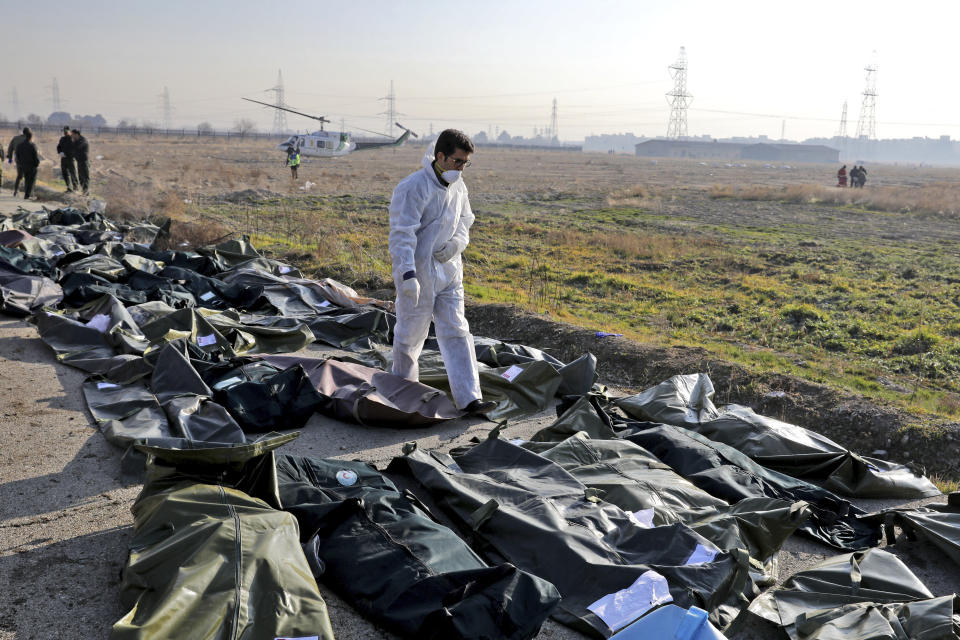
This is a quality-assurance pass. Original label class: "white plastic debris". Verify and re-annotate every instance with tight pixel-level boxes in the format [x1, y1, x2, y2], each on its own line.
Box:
[85, 314, 112, 333]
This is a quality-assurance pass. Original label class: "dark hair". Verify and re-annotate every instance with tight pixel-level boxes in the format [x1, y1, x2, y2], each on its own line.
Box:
[71, 128, 81, 134]
[22, 127, 30, 135]
[435, 129, 474, 158]
[63, 126, 70, 133]
[24, 130, 33, 140]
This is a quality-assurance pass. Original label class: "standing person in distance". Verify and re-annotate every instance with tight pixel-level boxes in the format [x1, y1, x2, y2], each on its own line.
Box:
[388, 128, 496, 416]
[837, 164, 847, 187]
[7, 127, 29, 197]
[286, 145, 300, 180]
[57, 126, 79, 193]
[849, 165, 860, 188]
[71, 128, 90, 195]
[15, 129, 41, 200]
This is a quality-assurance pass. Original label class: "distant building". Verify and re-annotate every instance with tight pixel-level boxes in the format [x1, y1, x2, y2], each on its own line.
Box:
[635, 139, 745, 160]
[740, 143, 838, 163]
[635, 139, 838, 163]
[584, 133, 647, 154]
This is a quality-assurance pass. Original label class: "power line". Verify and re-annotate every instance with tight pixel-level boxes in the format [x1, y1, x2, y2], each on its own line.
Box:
[50, 77, 62, 112]
[159, 86, 173, 128]
[549, 97, 559, 142]
[379, 80, 400, 136]
[269, 69, 287, 133]
[666, 46, 692, 139]
[855, 52, 878, 140]
[837, 100, 848, 138]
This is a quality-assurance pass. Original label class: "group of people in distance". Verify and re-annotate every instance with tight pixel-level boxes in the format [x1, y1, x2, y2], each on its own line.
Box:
[56, 126, 91, 195]
[837, 164, 867, 188]
[1, 126, 91, 200]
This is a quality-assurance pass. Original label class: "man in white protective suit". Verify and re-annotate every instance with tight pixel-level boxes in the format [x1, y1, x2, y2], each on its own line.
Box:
[388, 129, 497, 416]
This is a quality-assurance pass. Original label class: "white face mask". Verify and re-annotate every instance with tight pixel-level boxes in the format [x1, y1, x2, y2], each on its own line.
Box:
[441, 169, 461, 183]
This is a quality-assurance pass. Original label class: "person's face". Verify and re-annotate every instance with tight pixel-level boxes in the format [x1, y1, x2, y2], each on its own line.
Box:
[436, 148, 472, 171]
[71, 132, 78, 141]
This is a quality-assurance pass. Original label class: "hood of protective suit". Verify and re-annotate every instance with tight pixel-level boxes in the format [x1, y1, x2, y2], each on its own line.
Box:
[422, 147, 442, 184]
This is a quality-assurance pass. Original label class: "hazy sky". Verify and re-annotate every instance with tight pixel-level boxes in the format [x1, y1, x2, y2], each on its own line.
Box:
[5, 0, 960, 142]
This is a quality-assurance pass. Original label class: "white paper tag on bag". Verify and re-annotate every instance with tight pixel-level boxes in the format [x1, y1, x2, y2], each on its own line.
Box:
[684, 543, 719, 566]
[275, 636, 319, 640]
[501, 365, 523, 382]
[196, 333, 217, 347]
[96, 382, 119, 390]
[278, 265, 292, 274]
[318, 299, 332, 308]
[587, 570, 673, 632]
[212, 376, 243, 391]
[199, 291, 216, 301]
[628, 508, 656, 529]
[85, 314, 112, 333]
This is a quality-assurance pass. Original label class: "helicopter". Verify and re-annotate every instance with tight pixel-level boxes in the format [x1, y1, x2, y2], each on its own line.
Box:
[242, 98, 418, 158]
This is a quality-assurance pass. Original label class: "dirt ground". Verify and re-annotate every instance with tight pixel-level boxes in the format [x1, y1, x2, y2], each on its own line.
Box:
[1, 147, 960, 639]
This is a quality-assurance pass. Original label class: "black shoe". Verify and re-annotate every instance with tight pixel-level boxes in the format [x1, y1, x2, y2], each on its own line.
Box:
[463, 399, 497, 415]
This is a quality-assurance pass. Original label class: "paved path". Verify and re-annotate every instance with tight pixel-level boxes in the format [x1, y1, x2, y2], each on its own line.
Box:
[0, 190, 33, 216]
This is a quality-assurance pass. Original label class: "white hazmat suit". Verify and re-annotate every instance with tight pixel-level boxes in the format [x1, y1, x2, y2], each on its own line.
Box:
[388, 149, 482, 409]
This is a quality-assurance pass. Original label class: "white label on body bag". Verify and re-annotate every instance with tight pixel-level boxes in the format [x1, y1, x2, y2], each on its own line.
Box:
[212, 376, 244, 391]
[96, 382, 119, 390]
[501, 365, 523, 382]
[196, 333, 217, 347]
[628, 508, 656, 529]
[275, 637, 319, 640]
[278, 265, 292, 274]
[199, 291, 216, 301]
[587, 570, 673, 632]
[684, 543, 719, 566]
[85, 314, 112, 333]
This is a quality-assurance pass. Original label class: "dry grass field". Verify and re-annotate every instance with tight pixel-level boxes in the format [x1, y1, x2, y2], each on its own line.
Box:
[12, 127, 960, 432]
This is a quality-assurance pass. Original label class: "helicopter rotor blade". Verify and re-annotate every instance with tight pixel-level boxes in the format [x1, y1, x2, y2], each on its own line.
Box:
[242, 98, 330, 124]
[395, 122, 419, 138]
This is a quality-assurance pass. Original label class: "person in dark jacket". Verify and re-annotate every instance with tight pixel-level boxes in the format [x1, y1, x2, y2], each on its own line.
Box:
[71, 129, 90, 195]
[57, 126, 79, 192]
[849, 165, 861, 188]
[15, 130, 41, 200]
[7, 128, 28, 196]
